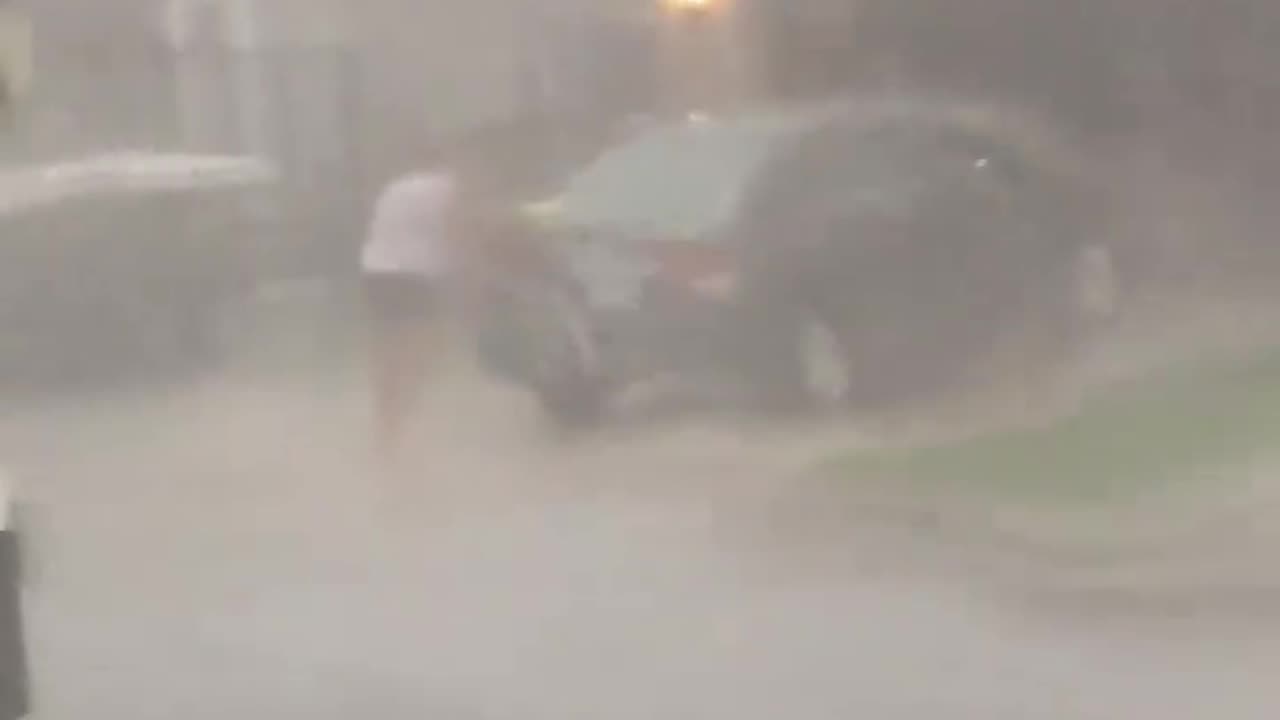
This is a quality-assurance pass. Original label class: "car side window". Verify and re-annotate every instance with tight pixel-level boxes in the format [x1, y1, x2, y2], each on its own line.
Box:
[783, 132, 923, 219]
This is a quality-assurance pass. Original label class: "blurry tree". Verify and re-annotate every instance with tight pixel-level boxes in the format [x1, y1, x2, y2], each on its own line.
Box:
[750, 0, 1280, 287]
[755, 0, 1278, 162]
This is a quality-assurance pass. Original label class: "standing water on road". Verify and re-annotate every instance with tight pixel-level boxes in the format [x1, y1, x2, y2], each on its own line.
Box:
[6, 1, 1280, 718]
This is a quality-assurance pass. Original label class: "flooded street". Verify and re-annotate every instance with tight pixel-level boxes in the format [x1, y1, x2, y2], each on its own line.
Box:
[0, 367, 1275, 719]
[8, 0, 1280, 716]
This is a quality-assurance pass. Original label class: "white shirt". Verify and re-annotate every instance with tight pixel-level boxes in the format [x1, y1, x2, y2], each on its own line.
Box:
[361, 171, 457, 278]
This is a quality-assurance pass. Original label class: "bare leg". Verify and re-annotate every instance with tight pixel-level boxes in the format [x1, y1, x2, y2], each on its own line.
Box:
[371, 317, 434, 465]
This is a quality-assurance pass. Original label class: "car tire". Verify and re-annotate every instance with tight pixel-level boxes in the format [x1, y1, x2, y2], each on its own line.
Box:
[737, 271, 855, 416]
[538, 302, 608, 430]
[1022, 240, 1120, 361]
[486, 279, 606, 427]
[536, 374, 606, 429]
[797, 223, 1023, 412]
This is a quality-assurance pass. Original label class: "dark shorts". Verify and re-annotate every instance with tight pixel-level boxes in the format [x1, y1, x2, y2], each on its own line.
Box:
[362, 272, 437, 331]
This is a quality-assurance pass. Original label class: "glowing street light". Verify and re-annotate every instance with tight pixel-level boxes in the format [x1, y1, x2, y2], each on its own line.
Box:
[661, 0, 720, 16]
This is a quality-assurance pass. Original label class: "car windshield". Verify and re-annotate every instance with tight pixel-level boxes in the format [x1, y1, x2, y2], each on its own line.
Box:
[554, 113, 812, 239]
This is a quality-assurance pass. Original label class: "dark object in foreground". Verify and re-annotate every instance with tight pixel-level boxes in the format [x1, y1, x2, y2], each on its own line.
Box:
[0, 530, 26, 720]
[468, 97, 1114, 427]
[0, 473, 28, 720]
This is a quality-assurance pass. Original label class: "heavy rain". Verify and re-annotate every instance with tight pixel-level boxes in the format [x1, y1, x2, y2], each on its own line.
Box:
[2, 0, 1280, 718]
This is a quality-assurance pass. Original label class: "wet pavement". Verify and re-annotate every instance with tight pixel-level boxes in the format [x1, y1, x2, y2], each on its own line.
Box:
[2, 368, 1279, 719]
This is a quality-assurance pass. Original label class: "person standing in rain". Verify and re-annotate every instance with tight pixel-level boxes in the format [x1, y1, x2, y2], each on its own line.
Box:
[360, 150, 459, 463]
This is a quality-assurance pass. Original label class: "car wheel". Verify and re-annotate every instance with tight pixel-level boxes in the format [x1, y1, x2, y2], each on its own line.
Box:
[738, 289, 854, 416]
[536, 374, 606, 429]
[813, 237, 1016, 412]
[530, 289, 609, 430]
[473, 278, 609, 429]
[798, 316, 854, 412]
[1072, 242, 1120, 325]
[1031, 241, 1119, 339]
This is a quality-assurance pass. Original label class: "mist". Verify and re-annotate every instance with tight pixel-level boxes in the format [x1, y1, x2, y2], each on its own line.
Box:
[2, 1, 1280, 718]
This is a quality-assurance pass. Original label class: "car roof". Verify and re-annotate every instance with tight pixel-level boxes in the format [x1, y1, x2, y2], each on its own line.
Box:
[533, 97, 1084, 240]
[542, 106, 836, 239]
[826, 96, 1086, 180]
[0, 151, 278, 217]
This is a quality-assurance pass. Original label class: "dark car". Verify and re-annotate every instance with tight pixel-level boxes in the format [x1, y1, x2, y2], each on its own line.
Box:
[0, 153, 279, 390]
[471, 99, 1114, 426]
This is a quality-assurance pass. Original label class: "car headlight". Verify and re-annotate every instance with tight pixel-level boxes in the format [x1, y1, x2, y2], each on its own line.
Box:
[662, 0, 719, 15]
